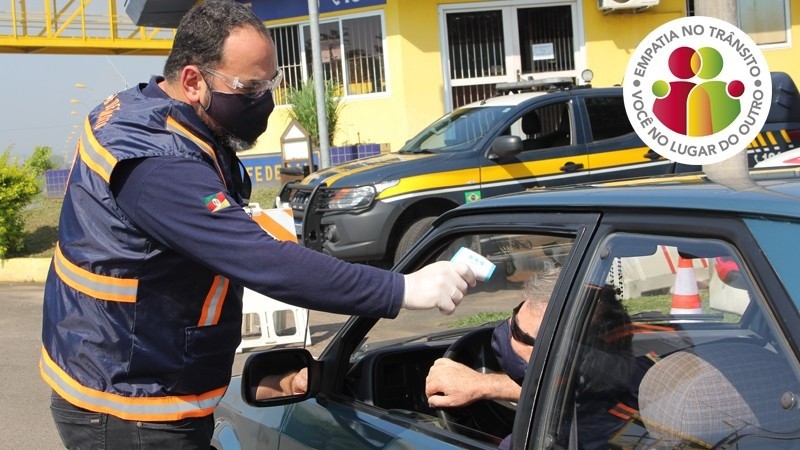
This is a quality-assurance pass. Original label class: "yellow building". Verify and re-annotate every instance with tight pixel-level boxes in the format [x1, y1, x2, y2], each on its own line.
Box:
[2, 0, 794, 176]
[247, 0, 799, 163]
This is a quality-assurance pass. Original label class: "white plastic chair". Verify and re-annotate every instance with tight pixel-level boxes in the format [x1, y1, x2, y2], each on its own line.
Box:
[236, 288, 312, 353]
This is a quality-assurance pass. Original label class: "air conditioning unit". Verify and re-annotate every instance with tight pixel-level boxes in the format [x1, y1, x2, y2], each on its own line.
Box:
[598, 0, 660, 12]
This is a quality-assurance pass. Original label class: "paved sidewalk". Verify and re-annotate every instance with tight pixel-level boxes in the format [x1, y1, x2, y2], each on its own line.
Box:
[0, 257, 50, 282]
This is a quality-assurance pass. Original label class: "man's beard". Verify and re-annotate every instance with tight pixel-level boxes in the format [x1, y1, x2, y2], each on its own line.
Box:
[215, 130, 255, 154]
[196, 99, 257, 154]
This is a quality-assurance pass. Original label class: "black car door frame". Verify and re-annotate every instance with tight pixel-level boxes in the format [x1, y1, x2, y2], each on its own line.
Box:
[515, 210, 800, 449]
[309, 210, 602, 443]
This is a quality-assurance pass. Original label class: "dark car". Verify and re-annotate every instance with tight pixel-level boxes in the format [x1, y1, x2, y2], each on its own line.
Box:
[279, 73, 800, 268]
[215, 168, 800, 450]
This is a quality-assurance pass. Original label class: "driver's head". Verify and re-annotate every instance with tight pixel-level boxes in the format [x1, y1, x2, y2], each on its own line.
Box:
[491, 264, 560, 384]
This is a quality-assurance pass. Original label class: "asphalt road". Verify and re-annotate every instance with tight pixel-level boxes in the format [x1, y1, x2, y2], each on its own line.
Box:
[1, 282, 350, 449]
[1, 283, 62, 449]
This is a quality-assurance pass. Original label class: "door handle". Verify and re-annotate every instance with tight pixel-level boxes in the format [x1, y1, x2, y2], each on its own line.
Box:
[644, 149, 662, 161]
[560, 162, 584, 172]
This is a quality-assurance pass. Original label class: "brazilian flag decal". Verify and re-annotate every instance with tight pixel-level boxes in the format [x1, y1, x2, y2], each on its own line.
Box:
[465, 190, 482, 203]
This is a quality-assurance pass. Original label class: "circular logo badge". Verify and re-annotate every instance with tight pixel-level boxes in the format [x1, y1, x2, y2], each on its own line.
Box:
[623, 16, 771, 165]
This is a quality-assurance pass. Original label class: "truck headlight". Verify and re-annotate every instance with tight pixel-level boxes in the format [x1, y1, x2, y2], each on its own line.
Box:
[321, 186, 376, 210]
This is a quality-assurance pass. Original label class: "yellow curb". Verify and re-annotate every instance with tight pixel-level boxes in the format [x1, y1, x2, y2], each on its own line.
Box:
[0, 258, 51, 283]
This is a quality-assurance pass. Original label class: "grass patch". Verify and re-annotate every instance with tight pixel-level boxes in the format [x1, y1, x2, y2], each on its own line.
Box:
[623, 291, 741, 322]
[249, 186, 282, 208]
[9, 197, 62, 258]
[444, 311, 508, 328]
[8, 186, 283, 259]
[443, 291, 742, 331]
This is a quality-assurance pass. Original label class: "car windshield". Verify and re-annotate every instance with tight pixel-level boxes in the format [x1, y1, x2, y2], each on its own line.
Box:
[399, 105, 510, 153]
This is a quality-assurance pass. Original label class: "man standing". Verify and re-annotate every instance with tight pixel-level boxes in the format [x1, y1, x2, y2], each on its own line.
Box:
[41, 1, 475, 448]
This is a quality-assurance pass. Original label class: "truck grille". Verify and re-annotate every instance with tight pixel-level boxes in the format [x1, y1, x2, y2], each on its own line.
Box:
[280, 182, 314, 212]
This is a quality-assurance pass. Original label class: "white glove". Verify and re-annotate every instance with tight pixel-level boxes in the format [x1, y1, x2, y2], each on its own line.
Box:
[402, 261, 476, 315]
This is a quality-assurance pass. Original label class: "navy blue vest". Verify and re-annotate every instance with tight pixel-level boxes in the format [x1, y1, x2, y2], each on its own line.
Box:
[41, 82, 244, 420]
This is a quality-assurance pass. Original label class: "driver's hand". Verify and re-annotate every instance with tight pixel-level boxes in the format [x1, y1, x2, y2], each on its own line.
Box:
[256, 368, 308, 399]
[426, 358, 523, 407]
[425, 358, 487, 407]
[290, 367, 308, 394]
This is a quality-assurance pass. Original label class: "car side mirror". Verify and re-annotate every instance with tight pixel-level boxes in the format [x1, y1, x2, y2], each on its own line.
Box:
[242, 348, 321, 407]
[488, 135, 523, 159]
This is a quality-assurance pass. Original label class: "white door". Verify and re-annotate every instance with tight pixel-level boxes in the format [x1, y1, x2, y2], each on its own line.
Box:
[440, 1, 585, 109]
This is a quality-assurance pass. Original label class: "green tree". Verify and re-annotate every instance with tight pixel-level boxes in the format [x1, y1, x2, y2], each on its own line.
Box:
[0, 149, 40, 258]
[24, 146, 56, 175]
[286, 78, 344, 148]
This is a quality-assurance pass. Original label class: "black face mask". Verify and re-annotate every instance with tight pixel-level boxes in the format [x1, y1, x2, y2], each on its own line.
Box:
[491, 320, 529, 385]
[204, 90, 274, 144]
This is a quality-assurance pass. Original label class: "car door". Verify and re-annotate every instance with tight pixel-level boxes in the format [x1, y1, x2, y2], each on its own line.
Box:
[580, 94, 675, 182]
[516, 213, 800, 449]
[274, 211, 600, 449]
[480, 100, 591, 198]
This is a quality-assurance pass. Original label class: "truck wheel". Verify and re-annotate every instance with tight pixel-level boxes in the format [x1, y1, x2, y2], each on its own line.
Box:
[394, 216, 437, 264]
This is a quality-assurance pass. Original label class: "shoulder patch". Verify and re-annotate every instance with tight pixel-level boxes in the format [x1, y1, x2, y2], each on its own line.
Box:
[204, 192, 231, 213]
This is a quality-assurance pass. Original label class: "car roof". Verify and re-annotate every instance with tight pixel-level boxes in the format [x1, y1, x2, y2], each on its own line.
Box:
[450, 168, 800, 220]
[755, 147, 800, 168]
[460, 86, 622, 108]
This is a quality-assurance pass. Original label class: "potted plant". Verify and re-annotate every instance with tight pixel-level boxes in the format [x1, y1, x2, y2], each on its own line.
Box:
[286, 78, 344, 151]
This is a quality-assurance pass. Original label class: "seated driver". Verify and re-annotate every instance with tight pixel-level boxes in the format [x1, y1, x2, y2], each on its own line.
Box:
[425, 265, 559, 449]
[425, 265, 558, 408]
[426, 275, 643, 450]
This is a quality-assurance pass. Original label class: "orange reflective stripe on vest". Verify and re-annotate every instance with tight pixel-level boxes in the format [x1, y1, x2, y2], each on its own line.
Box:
[79, 118, 117, 183]
[53, 243, 138, 303]
[40, 347, 224, 421]
[166, 116, 227, 187]
[197, 275, 230, 327]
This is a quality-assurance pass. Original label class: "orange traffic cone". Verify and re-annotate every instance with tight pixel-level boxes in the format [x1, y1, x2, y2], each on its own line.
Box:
[671, 257, 703, 315]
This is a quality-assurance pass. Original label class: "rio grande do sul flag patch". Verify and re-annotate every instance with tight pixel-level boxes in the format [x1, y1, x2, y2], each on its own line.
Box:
[203, 191, 231, 213]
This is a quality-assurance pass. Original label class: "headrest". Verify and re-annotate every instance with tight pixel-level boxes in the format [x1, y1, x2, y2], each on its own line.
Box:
[521, 112, 541, 136]
[639, 342, 800, 446]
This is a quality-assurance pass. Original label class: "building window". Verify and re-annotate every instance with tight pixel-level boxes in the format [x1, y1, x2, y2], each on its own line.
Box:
[270, 25, 303, 106]
[738, 0, 788, 46]
[686, 0, 789, 46]
[517, 6, 575, 75]
[442, 4, 579, 110]
[304, 15, 387, 96]
[269, 14, 387, 105]
[447, 11, 506, 80]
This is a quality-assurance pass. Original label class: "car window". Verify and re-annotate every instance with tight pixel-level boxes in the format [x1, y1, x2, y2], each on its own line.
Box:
[344, 231, 575, 445]
[400, 106, 509, 153]
[507, 102, 571, 151]
[745, 217, 800, 309]
[537, 233, 800, 449]
[585, 96, 633, 141]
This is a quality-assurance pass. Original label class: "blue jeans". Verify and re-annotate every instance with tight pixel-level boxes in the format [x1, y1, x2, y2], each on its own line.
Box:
[50, 391, 213, 449]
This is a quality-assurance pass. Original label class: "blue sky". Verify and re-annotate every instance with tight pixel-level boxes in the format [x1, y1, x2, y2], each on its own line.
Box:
[0, 53, 166, 166]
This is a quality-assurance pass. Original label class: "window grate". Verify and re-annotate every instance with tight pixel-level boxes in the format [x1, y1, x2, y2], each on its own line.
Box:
[447, 11, 506, 80]
[269, 25, 302, 105]
[450, 83, 497, 109]
[517, 6, 574, 74]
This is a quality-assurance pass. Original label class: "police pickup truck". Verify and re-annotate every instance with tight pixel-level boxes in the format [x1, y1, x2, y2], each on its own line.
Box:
[279, 73, 800, 267]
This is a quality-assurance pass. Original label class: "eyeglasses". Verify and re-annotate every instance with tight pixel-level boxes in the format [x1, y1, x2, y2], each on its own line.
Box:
[510, 301, 537, 346]
[201, 66, 283, 98]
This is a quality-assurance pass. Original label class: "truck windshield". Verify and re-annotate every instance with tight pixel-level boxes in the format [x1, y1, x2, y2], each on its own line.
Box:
[399, 106, 509, 153]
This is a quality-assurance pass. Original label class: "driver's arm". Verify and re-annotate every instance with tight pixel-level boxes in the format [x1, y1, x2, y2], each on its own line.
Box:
[425, 358, 522, 408]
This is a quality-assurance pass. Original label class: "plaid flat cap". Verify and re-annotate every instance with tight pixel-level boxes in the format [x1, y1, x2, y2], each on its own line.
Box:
[638, 341, 800, 447]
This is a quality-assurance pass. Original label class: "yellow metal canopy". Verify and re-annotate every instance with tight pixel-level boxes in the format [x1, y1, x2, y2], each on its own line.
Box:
[0, 0, 175, 55]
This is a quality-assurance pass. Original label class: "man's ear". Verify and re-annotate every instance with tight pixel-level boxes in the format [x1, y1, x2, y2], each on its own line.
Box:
[181, 65, 205, 104]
